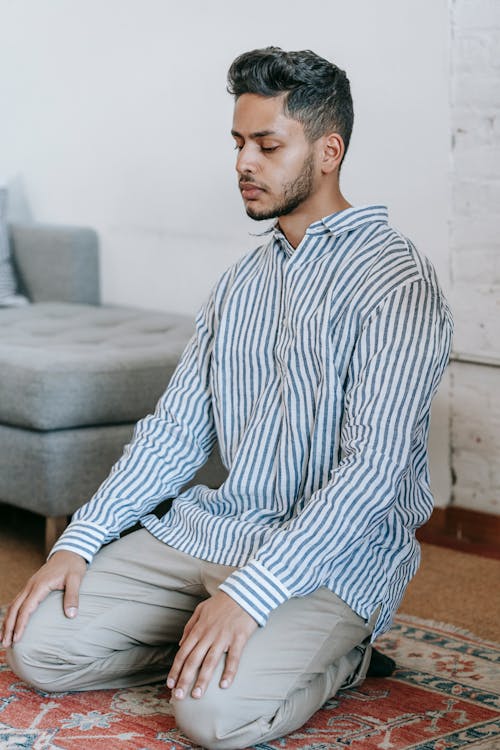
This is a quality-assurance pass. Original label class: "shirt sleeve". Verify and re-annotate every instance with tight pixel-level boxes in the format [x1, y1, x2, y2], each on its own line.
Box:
[50, 286, 222, 563]
[219, 279, 453, 626]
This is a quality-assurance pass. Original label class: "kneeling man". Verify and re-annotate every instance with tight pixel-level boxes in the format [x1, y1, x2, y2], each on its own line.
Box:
[2, 47, 452, 749]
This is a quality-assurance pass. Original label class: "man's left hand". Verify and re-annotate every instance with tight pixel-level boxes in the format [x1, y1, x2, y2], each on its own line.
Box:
[167, 590, 258, 700]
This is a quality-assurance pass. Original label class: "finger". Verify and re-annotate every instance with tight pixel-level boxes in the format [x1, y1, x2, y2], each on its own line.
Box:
[63, 572, 81, 618]
[1, 591, 29, 647]
[220, 639, 245, 689]
[179, 609, 200, 648]
[167, 632, 199, 689]
[11, 585, 51, 644]
[191, 644, 226, 699]
[169, 640, 210, 699]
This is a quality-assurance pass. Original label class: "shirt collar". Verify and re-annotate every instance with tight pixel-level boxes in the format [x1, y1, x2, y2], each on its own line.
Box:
[253, 204, 389, 244]
[309, 204, 389, 237]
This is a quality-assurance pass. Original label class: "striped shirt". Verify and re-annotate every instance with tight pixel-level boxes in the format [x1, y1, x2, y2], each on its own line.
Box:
[52, 204, 453, 640]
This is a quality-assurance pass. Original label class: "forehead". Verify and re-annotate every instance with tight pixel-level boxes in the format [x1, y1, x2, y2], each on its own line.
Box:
[232, 93, 305, 139]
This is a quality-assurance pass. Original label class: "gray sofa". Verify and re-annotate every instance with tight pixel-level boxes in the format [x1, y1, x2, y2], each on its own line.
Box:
[0, 223, 226, 550]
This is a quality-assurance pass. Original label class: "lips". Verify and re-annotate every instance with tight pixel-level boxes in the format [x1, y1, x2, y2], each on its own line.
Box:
[239, 182, 265, 200]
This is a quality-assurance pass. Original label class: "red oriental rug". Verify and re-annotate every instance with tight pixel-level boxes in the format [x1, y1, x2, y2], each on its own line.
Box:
[0, 612, 499, 749]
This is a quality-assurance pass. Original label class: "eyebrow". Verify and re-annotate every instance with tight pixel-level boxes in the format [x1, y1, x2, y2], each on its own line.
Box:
[231, 129, 278, 139]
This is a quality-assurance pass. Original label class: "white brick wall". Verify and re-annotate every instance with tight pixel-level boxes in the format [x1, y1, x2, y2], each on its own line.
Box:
[449, 0, 500, 514]
[451, 363, 500, 513]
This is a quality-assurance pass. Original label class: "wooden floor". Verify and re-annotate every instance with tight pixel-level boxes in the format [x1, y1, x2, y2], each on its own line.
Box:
[417, 506, 500, 560]
[1, 504, 499, 642]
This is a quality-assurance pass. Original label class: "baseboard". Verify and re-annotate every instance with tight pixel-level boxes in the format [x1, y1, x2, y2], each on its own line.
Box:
[417, 506, 500, 560]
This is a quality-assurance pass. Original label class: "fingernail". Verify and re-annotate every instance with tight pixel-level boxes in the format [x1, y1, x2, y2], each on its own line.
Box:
[13, 632, 19, 643]
[220, 679, 229, 689]
[66, 607, 77, 619]
[174, 688, 184, 699]
[192, 686, 202, 698]
[166, 678, 174, 689]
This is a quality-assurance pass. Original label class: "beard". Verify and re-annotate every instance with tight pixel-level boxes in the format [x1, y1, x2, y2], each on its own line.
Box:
[243, 149, 316, 221]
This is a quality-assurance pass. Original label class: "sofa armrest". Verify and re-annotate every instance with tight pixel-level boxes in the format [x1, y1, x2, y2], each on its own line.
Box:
[9, 223, 100, 304]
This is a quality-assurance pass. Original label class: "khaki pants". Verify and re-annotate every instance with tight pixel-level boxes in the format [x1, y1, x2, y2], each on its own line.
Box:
[7, 529, 373, 749]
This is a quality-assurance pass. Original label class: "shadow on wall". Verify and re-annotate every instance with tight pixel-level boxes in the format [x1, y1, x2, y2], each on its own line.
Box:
[3, 175, 33, 224]
[428, 373, 451, 509]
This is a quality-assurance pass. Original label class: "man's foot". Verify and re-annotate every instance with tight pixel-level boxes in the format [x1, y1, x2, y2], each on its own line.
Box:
[367, 647, 396, 677]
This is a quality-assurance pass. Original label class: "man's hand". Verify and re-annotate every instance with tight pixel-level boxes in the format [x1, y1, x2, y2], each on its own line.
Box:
[167, 590, 258, 700]
[1, 550, 87, 648]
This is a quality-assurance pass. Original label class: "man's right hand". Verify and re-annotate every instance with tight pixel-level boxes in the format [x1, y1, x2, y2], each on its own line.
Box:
[1, 550, 87, 648]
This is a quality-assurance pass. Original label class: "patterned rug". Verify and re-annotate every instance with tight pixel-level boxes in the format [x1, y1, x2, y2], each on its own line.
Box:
[0, 612, 498, 749]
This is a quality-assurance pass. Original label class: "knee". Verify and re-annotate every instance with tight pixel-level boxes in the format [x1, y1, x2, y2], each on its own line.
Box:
[171, 690, 248, 750]
[6, 639, 53, 692]
[172, 693, 225, 750]
[172, 685, 268, 750]
[6, 632, 74, 693]
[5, 591, 81, 693]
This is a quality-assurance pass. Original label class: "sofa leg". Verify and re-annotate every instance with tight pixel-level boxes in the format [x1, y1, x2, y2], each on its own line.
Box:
[45, 516, 68, 555]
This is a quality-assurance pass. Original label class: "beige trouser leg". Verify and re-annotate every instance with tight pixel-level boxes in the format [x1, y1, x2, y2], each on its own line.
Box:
[6, 529, 218, 691]
[172, 587, 373, 749]
[7, 528, 373, 749]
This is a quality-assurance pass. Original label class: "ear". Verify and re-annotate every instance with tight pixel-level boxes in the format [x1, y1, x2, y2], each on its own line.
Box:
[319, 132, 345, 175]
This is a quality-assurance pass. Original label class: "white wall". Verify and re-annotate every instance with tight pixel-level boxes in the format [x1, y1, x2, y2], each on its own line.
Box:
[450, 0, 500, 358]
[0, 0, 450, 314]
[0, 0, 453, 504]
[448, 0, 500, 515]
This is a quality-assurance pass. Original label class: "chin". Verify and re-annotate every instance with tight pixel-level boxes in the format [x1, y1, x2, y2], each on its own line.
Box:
[245, 205, 277, 221]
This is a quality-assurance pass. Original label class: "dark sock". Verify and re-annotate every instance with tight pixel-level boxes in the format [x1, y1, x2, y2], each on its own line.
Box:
[367, 647, 396, 677]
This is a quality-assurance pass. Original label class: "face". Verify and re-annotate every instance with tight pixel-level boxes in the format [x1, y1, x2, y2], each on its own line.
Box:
[231, 93, 320, 221]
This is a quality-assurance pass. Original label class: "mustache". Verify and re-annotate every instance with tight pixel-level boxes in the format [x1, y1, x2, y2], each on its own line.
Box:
[239, 175, 267, 190]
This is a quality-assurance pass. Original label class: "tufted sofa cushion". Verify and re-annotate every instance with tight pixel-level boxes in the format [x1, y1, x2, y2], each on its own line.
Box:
[0, 302, 194, 430]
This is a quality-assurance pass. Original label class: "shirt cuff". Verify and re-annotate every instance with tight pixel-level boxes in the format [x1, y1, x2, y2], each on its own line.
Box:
[48, 520, 108, 563]
[218, 559, 291, 626]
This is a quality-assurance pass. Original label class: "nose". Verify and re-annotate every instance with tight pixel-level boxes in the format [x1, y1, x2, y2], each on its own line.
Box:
[236, 143, 257, 176]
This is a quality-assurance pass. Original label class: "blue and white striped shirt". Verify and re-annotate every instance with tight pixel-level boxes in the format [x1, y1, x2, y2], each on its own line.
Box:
[53, 205, 453, 639]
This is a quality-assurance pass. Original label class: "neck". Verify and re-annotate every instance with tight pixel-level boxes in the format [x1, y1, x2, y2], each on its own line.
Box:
[277, 189, 351, 249]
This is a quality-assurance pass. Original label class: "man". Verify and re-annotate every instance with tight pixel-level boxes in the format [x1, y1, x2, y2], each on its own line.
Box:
[1, 48, 452, 748]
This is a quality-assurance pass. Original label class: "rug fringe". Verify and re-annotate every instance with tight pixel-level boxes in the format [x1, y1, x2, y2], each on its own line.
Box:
[394, 612, 500, 647]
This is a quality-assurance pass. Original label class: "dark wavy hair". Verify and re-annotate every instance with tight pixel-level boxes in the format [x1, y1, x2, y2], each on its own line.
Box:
[227, 47, 354, 169]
